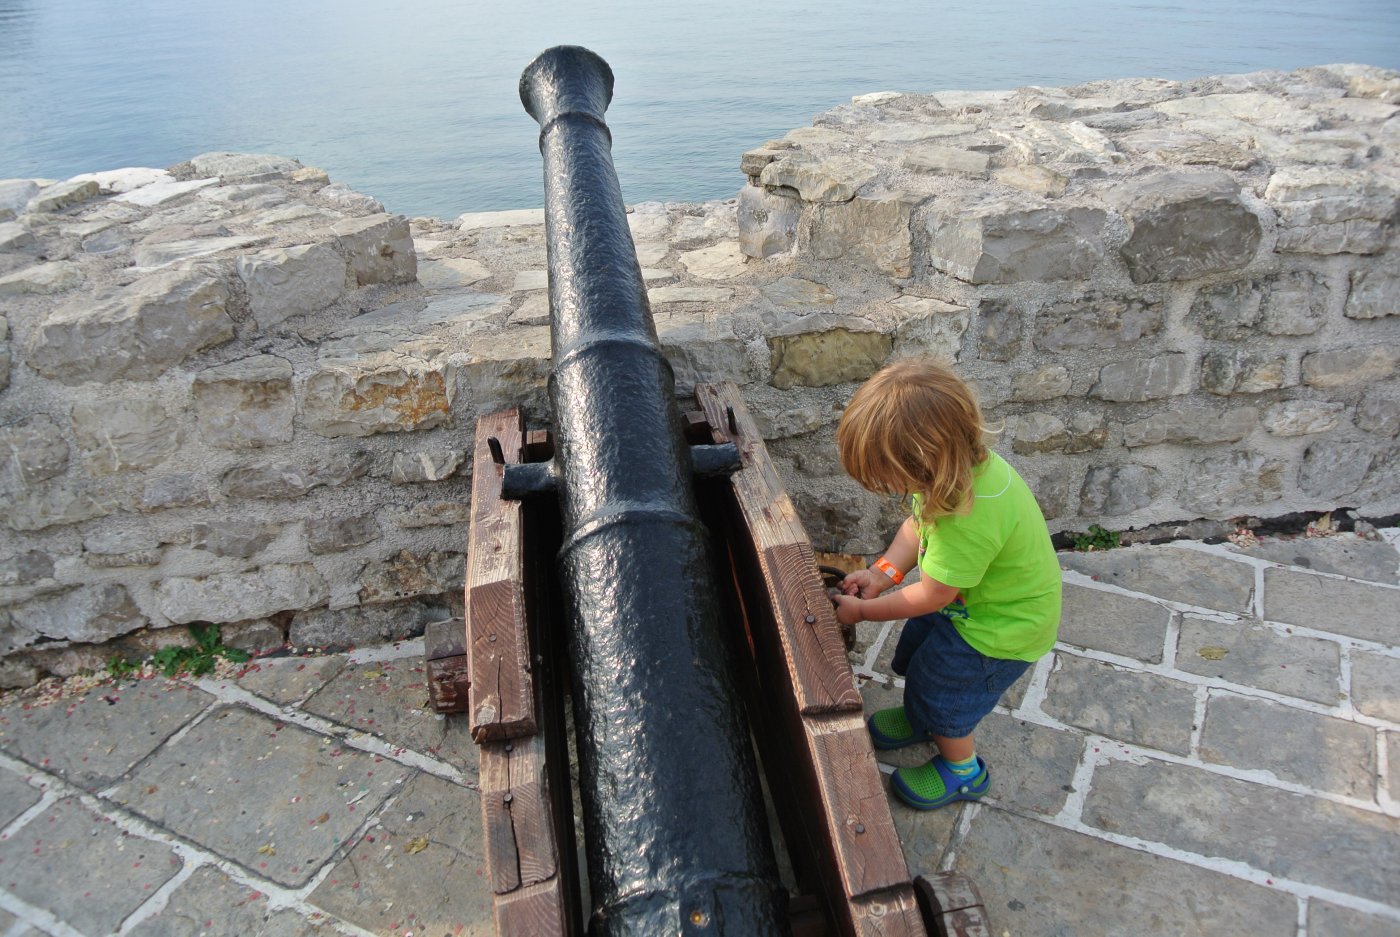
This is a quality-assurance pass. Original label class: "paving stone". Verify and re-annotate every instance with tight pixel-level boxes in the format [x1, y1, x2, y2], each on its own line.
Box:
[0, 769, 42, 826]
[1351, 650, 1400, 722]
[1176, 616, 1341, 705]
[128, 865, 338, 936]
[954, 808, 1297, 936]
[1262, 567, 1400, 643]
[0, 797, 182, 935]
[1096, 757, 1399, 904]
[890, 779, 963, 874]
[1308, 900, 1400, 937]
[302, 658, 477, 778]
[110, 706, 410, 888]
[977, 710, 1084, 816]
[1200, 693, 1375, 798]
[235, 655, 347, 705]
[1042, 652, 1196, 754]
[1059, 583, 1171, 662]
[1231, 536, 1400, 584]
[1060, 545, 1255, 614]
[0, 679, 212, 790]
[308, 772, 492, 936]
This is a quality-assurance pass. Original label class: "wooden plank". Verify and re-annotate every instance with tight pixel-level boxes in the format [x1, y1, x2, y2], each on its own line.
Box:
[695, 382, 861, 715]
[914, 871, 984, 915]
[478, 735, 560, 895]
[495, 878, 570, 937]
[426, 654, 471, 714]
[849, 885, 927, 937]
[466, 409, 536, 742]
[804, 712, 918, 901]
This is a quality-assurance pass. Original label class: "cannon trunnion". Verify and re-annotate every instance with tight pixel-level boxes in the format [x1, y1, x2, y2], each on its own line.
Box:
[426, 45, 994, 937]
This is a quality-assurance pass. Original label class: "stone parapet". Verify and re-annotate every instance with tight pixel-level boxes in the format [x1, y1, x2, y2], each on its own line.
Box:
[1, 64, 1398, 682]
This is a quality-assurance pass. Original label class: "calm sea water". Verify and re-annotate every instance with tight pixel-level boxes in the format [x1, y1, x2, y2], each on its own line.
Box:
[1, 0, 1397, 219]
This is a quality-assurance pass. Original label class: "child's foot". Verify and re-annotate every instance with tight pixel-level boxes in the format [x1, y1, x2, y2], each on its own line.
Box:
[866, 706, 933, 750]
[892, 755, 990, 810]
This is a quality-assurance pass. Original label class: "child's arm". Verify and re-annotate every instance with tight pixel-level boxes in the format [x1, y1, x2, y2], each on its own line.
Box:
[841, 517, 921, 598]
[832, 574, 959, 626]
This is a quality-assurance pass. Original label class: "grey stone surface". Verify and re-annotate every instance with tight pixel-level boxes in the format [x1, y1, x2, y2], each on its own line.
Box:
[11, 583, 146, 644]
[128, 865, 335, 936]
[302, 658, 477, 776]
[302, 355, 452, 438]
[1109, 171, 1263, 283]
[1231, 536, 1400, 583]
[1122, 406, 1257, 447]
[1089, 352, 1190, 401]
[759, 152, 877, 202]
[1176, 616, 1341, 704]
[70, 399, 180, 475]
[1078, 463, 1163, 515]
[924, 200, 1106, 284]
[111, 706, 410, 887]
[1043, 652, 1197, 754]
[192, 354, 296, 449]
[809, 193, 916, 276]
[289, 602, 441, 651]
[1200, 693, 1375, 798]
[191, 520, 280, 558]
[1180, 450, 1287, 514]
[737, 184, 799, 258]
[0, 769, 42, 826]
[0, 261, 83, 297]
[1059, 583, 1172, 662]
[308, 772, 492, 936]
[0, 797, 182, 935]
[1299, 441, 1374, 499]
[1061, 545, 1256, 613]
[356, 549, 462, 605]
[1302, 345, 1397, 390]
[28, 269, 235, 384]
[1356, 388, 1400, 437]
[977, 711, 1084, 816]
[957, 807, 1297, 936]
[1034, 294, 1162, 352]
[237, 243, 348, 330]
[0, 680, 212, 790]
[1083, 758, 1399, 904]
[1263, 566, 1400, 643]
[1308, 901, 1400, 937]
[220, 450, 370, 499]
[1200, 349, 1287, 396]
[0, 415, 69, 497]
[1346, 266, 1399, 320]
[157, 563, 329, 625]
[235, 654, 347, 704]
[26, 178, 100, 213]
[1351, 650, 1400, 722]
[330, 213, 416, 286]
[304, 511, 380, 554]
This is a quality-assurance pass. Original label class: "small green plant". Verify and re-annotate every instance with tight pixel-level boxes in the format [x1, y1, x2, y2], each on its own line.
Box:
[107, 624, 250, 680]
[1071, 524, 1122, 552]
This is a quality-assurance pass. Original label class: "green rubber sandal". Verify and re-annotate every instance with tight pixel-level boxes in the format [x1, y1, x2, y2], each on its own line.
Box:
[892, 755, 990, 810]
[866, 706, 932, 750]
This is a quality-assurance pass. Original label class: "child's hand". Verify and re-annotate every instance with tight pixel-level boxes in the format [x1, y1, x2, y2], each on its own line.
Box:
[832, 593, 865, 627]
[841, 568, 886, 599]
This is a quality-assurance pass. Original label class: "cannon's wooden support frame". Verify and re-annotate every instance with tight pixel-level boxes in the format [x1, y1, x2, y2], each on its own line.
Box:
[434, 387, 992, 936]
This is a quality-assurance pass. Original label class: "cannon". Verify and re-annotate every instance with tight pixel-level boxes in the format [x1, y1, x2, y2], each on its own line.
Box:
[425, 45, 994, 936]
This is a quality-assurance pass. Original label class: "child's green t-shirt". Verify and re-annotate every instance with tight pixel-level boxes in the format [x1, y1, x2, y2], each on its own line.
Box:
[912, 451, 1061, 661]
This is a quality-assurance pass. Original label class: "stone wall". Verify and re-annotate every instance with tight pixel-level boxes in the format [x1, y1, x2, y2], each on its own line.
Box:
[1, 63, 1397, 684]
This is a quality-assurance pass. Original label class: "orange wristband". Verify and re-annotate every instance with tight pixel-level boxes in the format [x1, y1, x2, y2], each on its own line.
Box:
[872, 556, 904, 585]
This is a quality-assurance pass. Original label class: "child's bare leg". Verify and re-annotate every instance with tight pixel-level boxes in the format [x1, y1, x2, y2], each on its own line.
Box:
[933, 733, 975, 763]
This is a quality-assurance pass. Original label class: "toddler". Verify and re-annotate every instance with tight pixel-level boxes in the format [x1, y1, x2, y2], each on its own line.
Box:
[831, 358, 1061, 810]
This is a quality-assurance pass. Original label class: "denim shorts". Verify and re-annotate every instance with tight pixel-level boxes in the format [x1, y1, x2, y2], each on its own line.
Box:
[891, 610, 1031, 739]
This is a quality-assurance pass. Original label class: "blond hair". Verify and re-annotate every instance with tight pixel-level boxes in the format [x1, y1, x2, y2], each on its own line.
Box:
[836, 358, 992, 522]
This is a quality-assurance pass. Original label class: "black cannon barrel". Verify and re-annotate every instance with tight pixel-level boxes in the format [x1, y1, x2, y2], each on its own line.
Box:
[519, 46, 786, 936]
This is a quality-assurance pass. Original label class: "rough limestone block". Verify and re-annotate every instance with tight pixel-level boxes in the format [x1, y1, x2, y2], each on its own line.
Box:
[156, 563, 329, 624]
[1192, 279, 1262, 340]
[0, 221, 34, 251]
[220, 450, 370, 500]
[454, 325, 552, 411]
[5, 484, 114, 532]
[809, 192, 917, 277]
[132, 235, 266, 271]
[191, 355, 295, 449]
[902, 146, 989, 176]
[1121, 406, 1257, 447]
[69, 167, 171, 194]
[112, 177, 218, 207]
[1345, 266, 1399, 319]
[140, 474, 212, 512]
[677, 241, 748, 279]
[1179, 451, 1285, 514]
[767, 317, 893, 390]
[330, 213, 417, 286]
[71, 399, 179, 475]
[1355, 388, 1400, 436]
[189, 152, 302, 178]
[0, 415, 69, 497]
[924, 198, 1106, 284]
[1301, 346, 1397, 389]
[0, 180, 39, 218]
[11, 584, 145, 643]
[288, 602, 442, 651]
[236, 243, 348, 329]
[0, 261, 83, 297]
[1089, 352, 1189, 402]
[389, 449, 467, 484]
[992, 165, 1069, 198]
[1200, 349, 1286, 395]
[1011, 364, 1072, 401]
[303, 353, 452, 438]
[889, 295, 969, 360]
[1108, 171, 1262, 283]
[28, 269, 234, 384]
[1079, 463, 1163, 515]
[973, 300, 1023, 361]
[1034, 294, 1163, 352]
[759, 277, 837, 308]
[304, 512, 380, 555]
[737, 184, 799, 258]
[1153, 92, 1321, 133]
[1298, 441, 1373, 500]
[25, 178, 100, 213]
[1259, 270, 1328, 335]
[655, 309, 752, 393]
[1011, 413, 1069, 454]
[191, 521, 280, 559]
[1262, 401, 1345, 436]
[1265, 167, 1400, 255]
[759, 153, 877, 203]
[357, 549, 462, 604]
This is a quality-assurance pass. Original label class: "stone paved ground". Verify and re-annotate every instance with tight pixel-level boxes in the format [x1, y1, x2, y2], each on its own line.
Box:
[0, 531, 1396, 936]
